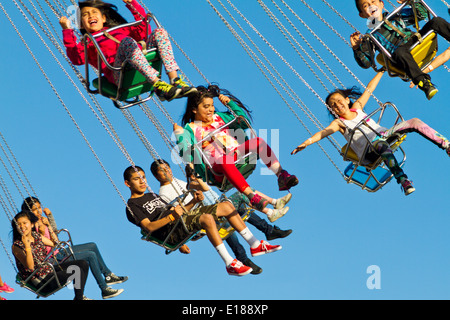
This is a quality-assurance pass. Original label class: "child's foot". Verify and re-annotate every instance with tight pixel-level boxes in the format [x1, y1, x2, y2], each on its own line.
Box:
[266, 226, 293, 241]
[0, 282, 14, 293]
[250, 193, 269, 211]
[268, 207, 289, 223]
[153, 80, 182, 102]
[102, 287, 124, 299]
[243, 258, 263, 275]
[226, 259, 253, 276]
[401, 179, 415, 196]
[274, 193, 292, 209]
[250, 240, 282, 257]
[446, 146, 450, 157]
[172, 77, 197, 97]
[417, 78, 438, 100]
[277, 170, 299, 191]
[105, 273, 128, 285]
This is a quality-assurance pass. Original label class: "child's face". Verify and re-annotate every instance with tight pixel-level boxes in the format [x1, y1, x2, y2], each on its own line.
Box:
[125, 170, 148, 195]
[193, 97, 215, 123]
[154, 164, 173, 184]
[16, 216, 33, 237]
[358, 0, 384, 20]
[327, 93, 351, 116]
[30, 202, 43, 217]
[80, 6, 106, 33]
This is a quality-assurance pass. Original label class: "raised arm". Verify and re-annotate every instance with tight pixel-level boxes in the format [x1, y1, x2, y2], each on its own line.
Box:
[291, 119, 343, 155]
[353, 70, 385, 110]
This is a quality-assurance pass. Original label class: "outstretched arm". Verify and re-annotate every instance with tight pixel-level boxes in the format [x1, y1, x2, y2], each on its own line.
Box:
[291, 120, 343, 155]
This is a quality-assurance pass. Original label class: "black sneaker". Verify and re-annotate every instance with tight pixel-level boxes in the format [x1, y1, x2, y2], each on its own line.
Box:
[243, 258, 262, 275]
[153, 80, 182, 102]
[172, 77, 197, 97]
[102, 287, 124, 299]
[105, 273, 128, 285]
[266, 226, 293, 241]
[417, 78, 438, 100]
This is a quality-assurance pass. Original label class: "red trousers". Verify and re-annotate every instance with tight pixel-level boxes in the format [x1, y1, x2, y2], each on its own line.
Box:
[210, 137, 279, 193]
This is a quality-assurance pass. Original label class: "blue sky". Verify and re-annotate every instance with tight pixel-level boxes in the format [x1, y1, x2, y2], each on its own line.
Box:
[0, 0, 450, 301]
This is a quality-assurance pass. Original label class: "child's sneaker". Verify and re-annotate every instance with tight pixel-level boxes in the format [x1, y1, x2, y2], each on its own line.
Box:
[268, 207, 289, 223]
[274, 193, 292, 209]
[0, 282, 14, 293]
[250, 193, 269, 211]
[226, 259, 253, 276]
[446, 146, 450, 157]
[417, 78, 438, 100]
[250, 240, 282, 257]
[153, 80, 182, 102]
[105, 273, 128, 285]
[401, 179, 415, 196]
[172, 77, 197, 97]
[277, 170, 299, 191]
[102, 287, 124, 299]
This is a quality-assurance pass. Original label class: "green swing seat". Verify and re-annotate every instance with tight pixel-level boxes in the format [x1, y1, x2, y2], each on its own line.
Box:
[92, 49, 162, 102]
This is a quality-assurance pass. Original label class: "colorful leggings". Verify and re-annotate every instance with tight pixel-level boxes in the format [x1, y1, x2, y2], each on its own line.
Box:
[211, 137, 279, 193]
[113, 28, 179, 85]
[368, 118, 450, 182]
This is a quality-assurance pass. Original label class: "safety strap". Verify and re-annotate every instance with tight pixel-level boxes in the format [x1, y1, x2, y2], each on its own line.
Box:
[102, 31, 148, 52]
[383, 18, 423, 44]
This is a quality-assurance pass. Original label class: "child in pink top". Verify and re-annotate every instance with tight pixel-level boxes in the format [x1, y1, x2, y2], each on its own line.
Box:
[59, 0, 196, 102]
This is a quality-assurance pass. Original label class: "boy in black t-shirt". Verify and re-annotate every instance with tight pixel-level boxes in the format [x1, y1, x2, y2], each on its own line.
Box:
[123, 165, 283, 276]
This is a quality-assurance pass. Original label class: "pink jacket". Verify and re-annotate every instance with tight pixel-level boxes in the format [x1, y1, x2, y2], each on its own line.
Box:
[62, 0, 149, 83]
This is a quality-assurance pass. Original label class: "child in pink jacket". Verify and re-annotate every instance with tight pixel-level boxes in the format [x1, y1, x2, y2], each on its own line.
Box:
[60, 0, 196, 102]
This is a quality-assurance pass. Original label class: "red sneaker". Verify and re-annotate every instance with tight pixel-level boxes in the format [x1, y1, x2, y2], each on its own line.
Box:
[250, 240, 282, 257]
[277, 170, 299, 191]
[0, 283, 14, 293]
[226, 259, 253, 276]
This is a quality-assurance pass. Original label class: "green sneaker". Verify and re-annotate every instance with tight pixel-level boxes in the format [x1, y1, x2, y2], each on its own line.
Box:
[153, 80, 182, 102]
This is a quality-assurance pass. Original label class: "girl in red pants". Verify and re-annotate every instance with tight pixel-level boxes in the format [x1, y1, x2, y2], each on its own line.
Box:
[175, 85, 298, 215]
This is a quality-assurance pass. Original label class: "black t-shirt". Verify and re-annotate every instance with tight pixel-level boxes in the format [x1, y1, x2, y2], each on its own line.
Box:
[126, 193, 191, 244]
[126, 192, 171, 225]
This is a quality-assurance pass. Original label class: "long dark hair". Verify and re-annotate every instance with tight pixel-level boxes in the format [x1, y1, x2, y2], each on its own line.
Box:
[325, 86, 362, 118]
[78, 0, 128, 34]
[181, 84, 252, 126]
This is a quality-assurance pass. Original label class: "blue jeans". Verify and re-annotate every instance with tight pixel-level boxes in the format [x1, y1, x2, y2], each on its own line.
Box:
[72, 242, 111, 290]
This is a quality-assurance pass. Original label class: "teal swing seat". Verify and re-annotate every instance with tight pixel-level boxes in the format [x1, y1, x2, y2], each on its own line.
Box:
[189, 115, 259, 193]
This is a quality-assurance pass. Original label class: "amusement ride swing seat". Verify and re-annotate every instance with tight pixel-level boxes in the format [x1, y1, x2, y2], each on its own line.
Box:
[340, 102, 407, 192]
[187, 115, 259, 193]
[82, 14, 163, 109]
[15, 240, 76, 298]
[139, 189, 251, 255]
[365, 0, 439, 80]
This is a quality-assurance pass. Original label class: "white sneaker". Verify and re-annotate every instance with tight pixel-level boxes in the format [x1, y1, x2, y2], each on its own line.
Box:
[268, 207, 289, 223]
[274, 193, 292, 210]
